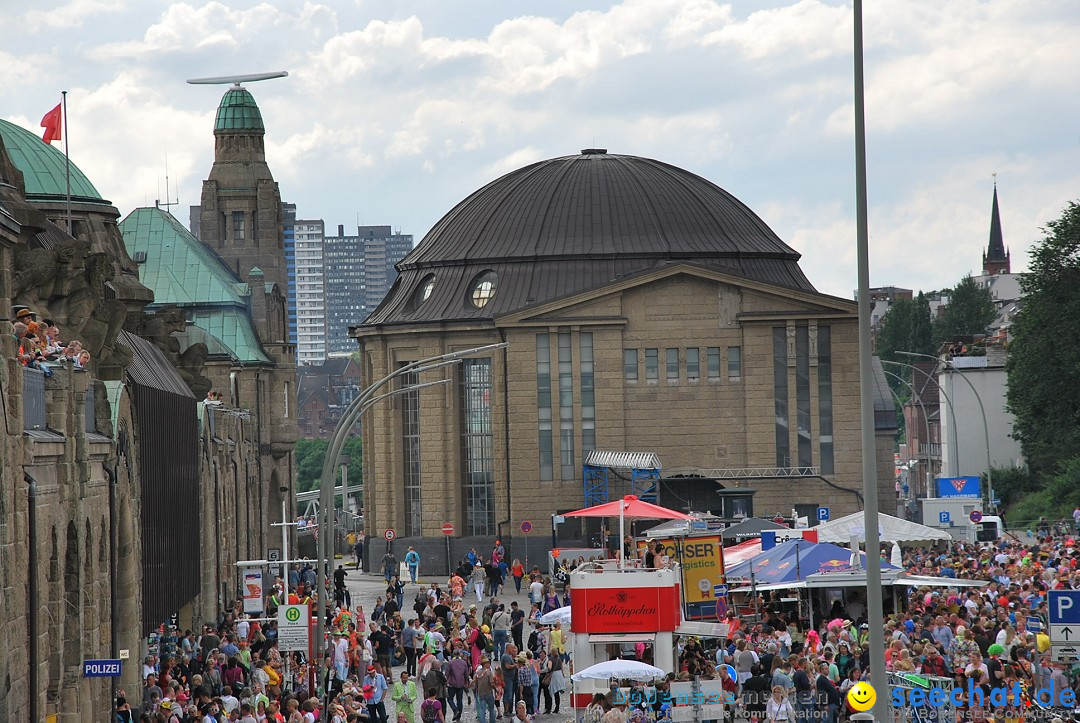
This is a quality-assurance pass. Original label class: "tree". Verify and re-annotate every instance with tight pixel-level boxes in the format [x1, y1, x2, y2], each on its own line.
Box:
[910, 292, 934, 355]
[294, 436, 363, 497]
[1006, 201, 1080, 474]
[932, 274, 996, 346]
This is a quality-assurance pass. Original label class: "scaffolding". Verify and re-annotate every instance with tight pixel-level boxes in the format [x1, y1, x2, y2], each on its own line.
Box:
[582, 450, 662, 506]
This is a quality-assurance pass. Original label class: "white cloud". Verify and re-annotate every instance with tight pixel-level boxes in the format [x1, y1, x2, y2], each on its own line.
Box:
[3, 0, 1080, 301]
[20, 0, 125, 31]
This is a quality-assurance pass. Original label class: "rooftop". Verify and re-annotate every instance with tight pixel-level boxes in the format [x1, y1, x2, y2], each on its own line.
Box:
[214, 86, 264, 133]
[0, 118, 108, 205]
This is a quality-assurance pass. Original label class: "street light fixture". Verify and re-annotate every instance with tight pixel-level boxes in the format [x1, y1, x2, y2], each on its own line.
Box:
[881, 369, 934, 499]
[312, 342, 508, 702]
[880, 359, 962, 478]
[896, 351, 995, 510]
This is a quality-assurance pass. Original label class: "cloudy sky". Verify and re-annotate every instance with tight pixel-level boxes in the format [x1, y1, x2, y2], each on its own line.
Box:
[3, 0, 1079, 298]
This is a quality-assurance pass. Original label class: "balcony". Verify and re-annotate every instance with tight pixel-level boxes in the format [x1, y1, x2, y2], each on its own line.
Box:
[23, 366, 46, 431]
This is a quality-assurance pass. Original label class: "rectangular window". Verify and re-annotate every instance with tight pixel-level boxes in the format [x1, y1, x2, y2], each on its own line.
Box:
[401, 366, 423, 536]
[537, 334, 553, 481]
[580, 333, 595, 454]
[773, 329, 790, 467]
[818, 326, 835, 474]
[707, 347, 721, 380]
[796, 326, 813, 467]
[460, 359, 495, 536]
[644, 348, 659, 382]
[232, 211, 245, 242]
[558, 331, 575, 479]
[666, 348, 679, 382]
[687, 348, 700, 381]
[728, 346, 742, 382]
[624, 349, 638, 382]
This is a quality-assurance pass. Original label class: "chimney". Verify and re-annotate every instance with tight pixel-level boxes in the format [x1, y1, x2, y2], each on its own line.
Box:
[338, 224, 344, 236]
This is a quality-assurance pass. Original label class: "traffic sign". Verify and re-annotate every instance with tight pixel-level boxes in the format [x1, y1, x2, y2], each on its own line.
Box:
[939, 511, 951, 524]
[1051, 644, 1080, 664]
[384, 529, 396, 542]
[817, 507, 830, 522]
[969, 510, 983, 524]
[1028, 616, 1043, 632]
[520, 520, 533, 534]
[441, 522, 455, 536]
[278, 604, 310, 652]
[713, 584, 728, 597]
[1049, 590, 1080, 625]
[83, 659, 122, 677]
[1049, 625, 1076, 641]
[268, 548, 281, 561]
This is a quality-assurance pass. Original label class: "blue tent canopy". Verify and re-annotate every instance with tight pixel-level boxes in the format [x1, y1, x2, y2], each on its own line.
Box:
[724, 539, 897, 585]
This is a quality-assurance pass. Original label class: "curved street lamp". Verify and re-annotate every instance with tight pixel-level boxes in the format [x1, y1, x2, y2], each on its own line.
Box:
[313, 342, 508, 703]
[881, 369, 934, 499]
[897, 350, 994, 511]
[880, 359, 962, 477]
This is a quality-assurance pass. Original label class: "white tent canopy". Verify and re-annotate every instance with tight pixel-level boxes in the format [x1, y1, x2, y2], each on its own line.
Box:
[571, 659, 666, 682]
[539, 606, 572, 625]
[815, 512, 951, 544]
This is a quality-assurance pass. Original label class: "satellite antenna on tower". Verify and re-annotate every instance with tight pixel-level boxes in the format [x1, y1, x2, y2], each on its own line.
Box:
[186, 71, 288, 86]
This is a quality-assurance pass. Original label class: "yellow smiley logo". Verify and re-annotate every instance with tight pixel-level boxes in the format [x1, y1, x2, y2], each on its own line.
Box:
[847, 681, 876, 712]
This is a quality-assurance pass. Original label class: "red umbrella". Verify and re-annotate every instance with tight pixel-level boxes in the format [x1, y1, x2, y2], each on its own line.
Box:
[562, 495, 694, 568]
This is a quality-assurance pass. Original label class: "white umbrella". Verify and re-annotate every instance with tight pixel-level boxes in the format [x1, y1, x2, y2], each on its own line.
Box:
[571, 659, 665, 682]
[890, 542, 902, 567]
[539, 605, 572, 625]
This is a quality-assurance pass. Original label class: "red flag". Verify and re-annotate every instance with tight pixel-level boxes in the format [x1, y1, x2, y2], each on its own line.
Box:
[40, 103, 62, 144]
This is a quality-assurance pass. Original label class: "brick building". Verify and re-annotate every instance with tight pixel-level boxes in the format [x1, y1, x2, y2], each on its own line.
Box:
[353, 150, 896, 560]
[297, 357, 362, 439]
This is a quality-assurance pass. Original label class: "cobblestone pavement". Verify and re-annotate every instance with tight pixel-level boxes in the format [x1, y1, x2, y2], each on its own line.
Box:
[339, 563, 575, 723]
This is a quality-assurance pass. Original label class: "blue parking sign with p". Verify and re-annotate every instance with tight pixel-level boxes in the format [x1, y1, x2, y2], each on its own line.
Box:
[817, 507, 830, 522]
[1050, 591, 1080, 624]
[939, 511, 951, 524]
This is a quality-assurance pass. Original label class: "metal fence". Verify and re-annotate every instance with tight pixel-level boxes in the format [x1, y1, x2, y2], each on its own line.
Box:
[23, 367, 46, 430]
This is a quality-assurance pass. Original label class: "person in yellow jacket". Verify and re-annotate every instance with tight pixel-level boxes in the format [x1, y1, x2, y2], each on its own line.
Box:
[392, 669, 420, 723]
[549, 621, 566, 662]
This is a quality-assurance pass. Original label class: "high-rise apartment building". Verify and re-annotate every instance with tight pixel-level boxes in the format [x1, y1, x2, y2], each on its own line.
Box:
[324, 224, 412, 356]
[284, 202, 297, 344]
[294, 218, 327, 364]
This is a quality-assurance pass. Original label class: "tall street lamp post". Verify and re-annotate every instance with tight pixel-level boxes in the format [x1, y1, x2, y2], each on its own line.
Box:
[880, 359, 962, 486]
[853, 1, 887, 717]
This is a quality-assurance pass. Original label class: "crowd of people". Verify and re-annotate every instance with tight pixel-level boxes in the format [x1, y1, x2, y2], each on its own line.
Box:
[124, 523, 1080, 723]
[13, 306, 90, 374]
[124, 543, 578, 723]
[654, 532, 1079, 723]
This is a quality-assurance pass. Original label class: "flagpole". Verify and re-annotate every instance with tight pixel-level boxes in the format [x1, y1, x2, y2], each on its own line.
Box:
[62, 90, 71, 236]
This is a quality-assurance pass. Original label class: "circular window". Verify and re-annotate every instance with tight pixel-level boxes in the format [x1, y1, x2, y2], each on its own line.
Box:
[469, 270, 498, 309]
[413, 274, 436, 307]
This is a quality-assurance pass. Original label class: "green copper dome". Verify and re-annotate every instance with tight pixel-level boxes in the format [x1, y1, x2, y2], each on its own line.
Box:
[214, 87, 264, 132]
[0, 118, 108, 205]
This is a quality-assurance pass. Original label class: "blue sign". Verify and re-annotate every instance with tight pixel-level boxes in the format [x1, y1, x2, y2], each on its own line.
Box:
[713, 584, 728, 597]
[970, 510, 983, 524]
[939, 511, 951, 524]
[691, 520, 708, 531]
[83, 659, 122, 677]
[1049, 591, 1080, 624]
[936, 476, 981, 498]
[1028, 616, 1043, 632]
[817, 507, 830, 522]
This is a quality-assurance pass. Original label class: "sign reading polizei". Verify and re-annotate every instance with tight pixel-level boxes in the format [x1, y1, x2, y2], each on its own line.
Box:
[84, 659, 122, 677]
[570, 585, 679, 633]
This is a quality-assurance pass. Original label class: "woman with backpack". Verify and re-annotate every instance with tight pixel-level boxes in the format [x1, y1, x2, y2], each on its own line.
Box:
[421, 687, 445, 723]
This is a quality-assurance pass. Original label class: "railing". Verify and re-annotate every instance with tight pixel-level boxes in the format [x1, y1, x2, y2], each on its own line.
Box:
[85, 382, 96, 434]
[919, 442, 942, 459]
[23, 366, 46, 431]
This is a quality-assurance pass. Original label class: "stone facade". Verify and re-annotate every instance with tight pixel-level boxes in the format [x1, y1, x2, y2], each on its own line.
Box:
[356, 265, 897, 556]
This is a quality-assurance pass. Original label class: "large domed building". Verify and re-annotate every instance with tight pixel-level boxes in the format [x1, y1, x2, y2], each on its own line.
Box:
[354, 150, 895, 555]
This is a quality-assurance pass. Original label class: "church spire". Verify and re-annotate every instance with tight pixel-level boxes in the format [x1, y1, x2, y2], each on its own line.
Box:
[982, 177, 1010, 275]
